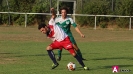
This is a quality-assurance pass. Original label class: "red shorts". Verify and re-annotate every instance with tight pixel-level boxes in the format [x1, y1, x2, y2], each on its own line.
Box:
[49, 37, 75, 54]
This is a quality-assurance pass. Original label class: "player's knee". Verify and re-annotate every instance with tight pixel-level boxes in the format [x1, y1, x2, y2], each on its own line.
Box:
[73, 44, 79, 50]
[71, 53, 76, 57]
[75, 48, 79, 51]
[46, 46, 52, 50]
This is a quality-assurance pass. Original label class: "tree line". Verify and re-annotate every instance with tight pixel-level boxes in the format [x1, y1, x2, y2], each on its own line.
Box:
[0, 0, 133, 28]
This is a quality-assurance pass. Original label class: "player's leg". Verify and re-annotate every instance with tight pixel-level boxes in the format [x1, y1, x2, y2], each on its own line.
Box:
[57, 49, 62, 61]
[70, 36, 85, 60]
[47, 41, 61, 69]
[72, 43, 86, 60]
[62, 37, 89, 70]
[68, 49, 89, 70]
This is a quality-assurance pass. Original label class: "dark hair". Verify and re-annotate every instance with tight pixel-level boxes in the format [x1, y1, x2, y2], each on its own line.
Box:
[60, 7, 69, 14]
[38, 23, 46, 30]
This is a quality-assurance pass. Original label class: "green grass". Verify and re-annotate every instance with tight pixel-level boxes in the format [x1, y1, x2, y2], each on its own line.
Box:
[0, 26, 133, 74]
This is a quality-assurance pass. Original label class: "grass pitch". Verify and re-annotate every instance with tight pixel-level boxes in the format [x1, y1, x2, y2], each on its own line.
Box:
[0, 26, 133, 74]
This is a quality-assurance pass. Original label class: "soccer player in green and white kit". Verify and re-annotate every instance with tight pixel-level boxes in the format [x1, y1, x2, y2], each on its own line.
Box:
[51, 7, 86, 61]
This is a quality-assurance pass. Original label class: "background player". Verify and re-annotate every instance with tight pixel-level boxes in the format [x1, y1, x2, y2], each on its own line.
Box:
[51, 7, 86, 61]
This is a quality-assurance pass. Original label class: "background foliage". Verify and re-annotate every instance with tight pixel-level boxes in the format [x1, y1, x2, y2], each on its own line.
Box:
[0, 0, 133, 28]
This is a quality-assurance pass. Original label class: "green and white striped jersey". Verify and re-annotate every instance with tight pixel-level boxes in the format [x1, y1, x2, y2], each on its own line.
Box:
[55, 16, 77, 36]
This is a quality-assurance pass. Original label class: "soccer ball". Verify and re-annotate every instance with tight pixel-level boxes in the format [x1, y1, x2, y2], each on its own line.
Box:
[67, 62, 76, 71]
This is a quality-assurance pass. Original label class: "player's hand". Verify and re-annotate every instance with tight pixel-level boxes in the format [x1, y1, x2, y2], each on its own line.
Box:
[51, 8, 55, 11]
[80, 34, 85, 38]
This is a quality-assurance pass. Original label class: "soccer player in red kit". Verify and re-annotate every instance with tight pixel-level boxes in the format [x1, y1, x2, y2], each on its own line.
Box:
[38, 18, 89, 70]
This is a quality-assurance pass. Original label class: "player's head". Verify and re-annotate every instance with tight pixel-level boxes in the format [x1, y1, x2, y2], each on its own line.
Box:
[60, 7, 69, 18]
[38, 23, 49, 34]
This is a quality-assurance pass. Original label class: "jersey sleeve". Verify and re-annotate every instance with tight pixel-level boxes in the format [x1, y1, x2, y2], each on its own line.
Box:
[55, 17, 60, 24]
[69, 18, 77, 28]
[49, 18, 55, 26]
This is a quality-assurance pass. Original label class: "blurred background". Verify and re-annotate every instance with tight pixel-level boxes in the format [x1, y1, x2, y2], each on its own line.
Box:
[0, 0, 133, 29]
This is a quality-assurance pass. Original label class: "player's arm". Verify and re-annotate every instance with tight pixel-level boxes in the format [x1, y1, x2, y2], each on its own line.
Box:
[75, 27, 85, 38]
[69, 18, 85, 38]
[51, 8, 56, 19]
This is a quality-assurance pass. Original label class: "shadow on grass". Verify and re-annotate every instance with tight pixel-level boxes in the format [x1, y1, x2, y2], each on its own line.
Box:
[85, 57, 133, 71]
[55, 52, 86, 56]
[0, 52, 17, 54]
[91, 57, 133, 60]
[85, 65, 133, 71]
[15, 54, 47, 57]
[0, 52, 47, 58]
[89, 53, 100, 54]
[103, 65, 133, 68]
